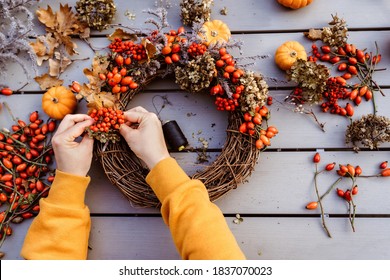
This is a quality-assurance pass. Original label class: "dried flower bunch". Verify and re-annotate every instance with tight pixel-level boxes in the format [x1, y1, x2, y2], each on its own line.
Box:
[180, 0, 214, 26]
[345, 114, 390, 150]
[304, 14, 348, 49]
[286, 59, 329, 104]
[284, 15, 385, 136]
[70, 8, 275, 207]
[75, 0, 116, 31]
[0, 0, 38, 86]
[174, 52, 215, 92]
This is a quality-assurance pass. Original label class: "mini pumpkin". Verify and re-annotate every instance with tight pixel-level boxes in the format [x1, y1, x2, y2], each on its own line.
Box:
[277, 0, 313, 9]
[201, 20, 231, 46]
[42, 86, 77, 120]
[275, 41, 307, 70]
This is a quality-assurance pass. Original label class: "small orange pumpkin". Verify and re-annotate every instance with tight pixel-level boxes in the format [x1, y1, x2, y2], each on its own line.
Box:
[274, 41, 307, 70]
[201, 20, 231, 46]
[277, 0, 313, 9]
[42, 86, 77, 120]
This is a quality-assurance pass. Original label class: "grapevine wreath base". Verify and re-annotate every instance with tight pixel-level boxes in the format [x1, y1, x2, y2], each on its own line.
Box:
[75, 10, 275, 208]
[96, 110, 259, 208]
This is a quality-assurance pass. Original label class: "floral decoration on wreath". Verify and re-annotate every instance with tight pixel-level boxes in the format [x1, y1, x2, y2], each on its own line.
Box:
[73, 9, 278, 207]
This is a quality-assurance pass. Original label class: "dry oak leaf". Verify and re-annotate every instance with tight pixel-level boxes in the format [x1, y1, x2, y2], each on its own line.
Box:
[140, 38, 157, 64]
[30, 34, 59, 65]
[34, 74, 64, 90]
[49, 52, 72, 77]
[36, 4, 90, 56]
[83, 56, 110, 89]
[108, 28, 138, 42]
[304, 28, 323, 41]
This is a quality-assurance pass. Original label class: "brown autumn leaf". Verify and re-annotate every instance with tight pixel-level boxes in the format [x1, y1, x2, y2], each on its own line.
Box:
[34, 74, 63, 90]
[139, 38, 156, 64]
[108, 28, 138, 42]
[304, 28, 323, 41]
[36, 5, 56, 30]
[83, 56, 109, 89]
[30, 34, 60, 66]
[35, 4, 89, 57]
[86, 91, 117, 111]
[49, 52, 72, 77]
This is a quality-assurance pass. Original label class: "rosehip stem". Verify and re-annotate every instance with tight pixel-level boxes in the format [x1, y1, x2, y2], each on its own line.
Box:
[314, 164, 332, 238]
[319, 177, 342, 201]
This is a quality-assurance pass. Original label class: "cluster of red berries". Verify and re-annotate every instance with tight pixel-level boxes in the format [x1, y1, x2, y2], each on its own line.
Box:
[187, 42, 207, 57]
[212, 84, 244, 111]
[100, 66, 139, 94]
[108, 38, 147, 62]
[307, 42, 381, 118]
[88, 108, 125, 133]
[214, 96, 239, 112]
[0, 111, 56, 240]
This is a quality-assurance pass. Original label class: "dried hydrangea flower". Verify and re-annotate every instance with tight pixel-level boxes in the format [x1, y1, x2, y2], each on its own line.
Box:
[180, 0, 214, 26]
[174, 52, 215, 92]
[75, 0, 116, 31]
[239, 71, 268, 112]
[322, 14, 348, 49]
[287, 59, 330, 104]
[345, 114, 390, 150]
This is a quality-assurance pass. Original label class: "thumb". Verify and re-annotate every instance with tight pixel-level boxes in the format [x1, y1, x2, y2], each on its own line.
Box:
[79, 133, 94, 151]
[119, 123, 137, 138]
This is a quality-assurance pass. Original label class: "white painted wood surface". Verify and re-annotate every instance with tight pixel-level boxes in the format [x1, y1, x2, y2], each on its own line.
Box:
[1, 0, 390, 260]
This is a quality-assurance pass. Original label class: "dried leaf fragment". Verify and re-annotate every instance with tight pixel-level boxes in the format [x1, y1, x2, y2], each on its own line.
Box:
[34, 74, 64, 90]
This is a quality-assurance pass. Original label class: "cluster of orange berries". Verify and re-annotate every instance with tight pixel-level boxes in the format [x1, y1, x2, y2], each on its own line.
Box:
[101, 66, 139, 94]
[161, 27, 186, 64]
[88, 108, 125, 133]
[210, 48, 245, 112]
[238, 106, 278, 150]
[108, 38, 147, 61]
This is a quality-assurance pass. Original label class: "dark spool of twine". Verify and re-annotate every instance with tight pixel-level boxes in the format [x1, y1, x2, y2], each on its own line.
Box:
[162, 120, 188, 151]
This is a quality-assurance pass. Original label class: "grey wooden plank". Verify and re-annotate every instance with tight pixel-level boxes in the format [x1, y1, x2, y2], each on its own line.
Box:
[3, 86, 389, 151]
[86, 151, 390, 215]
[32, 0, 390, 34]
[3, 29, 390, 90]
[4, 216, 390, 259]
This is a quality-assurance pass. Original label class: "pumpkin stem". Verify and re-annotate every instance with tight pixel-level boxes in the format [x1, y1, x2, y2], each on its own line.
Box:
[211, 30, 218, 37]
[51, 97, 59, 104]
[290, 50, 298, 58]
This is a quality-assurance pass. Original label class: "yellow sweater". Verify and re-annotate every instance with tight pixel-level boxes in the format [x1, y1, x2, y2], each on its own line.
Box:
[21, 157, 245, 260]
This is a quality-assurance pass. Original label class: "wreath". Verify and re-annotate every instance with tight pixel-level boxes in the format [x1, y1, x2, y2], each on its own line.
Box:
[73, 9, 277, 207]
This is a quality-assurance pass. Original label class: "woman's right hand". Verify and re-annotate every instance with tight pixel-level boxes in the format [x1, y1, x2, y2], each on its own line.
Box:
[119, 106, 170, 170]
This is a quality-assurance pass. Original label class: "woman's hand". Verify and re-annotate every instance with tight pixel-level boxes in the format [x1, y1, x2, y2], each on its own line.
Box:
[51, 114, 95, 177]
[119, 106, 170, 170]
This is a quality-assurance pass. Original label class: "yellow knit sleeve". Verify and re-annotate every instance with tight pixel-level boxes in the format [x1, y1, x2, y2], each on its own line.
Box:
[146, 157, 245, 260]
[20, 170, 91, 260]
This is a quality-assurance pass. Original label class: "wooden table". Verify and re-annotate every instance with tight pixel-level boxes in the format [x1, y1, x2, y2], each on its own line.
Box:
[1, 0, 390, 260]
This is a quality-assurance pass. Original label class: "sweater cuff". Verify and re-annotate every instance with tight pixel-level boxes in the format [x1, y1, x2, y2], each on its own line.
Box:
[44, 170, 91, 208]
[146, 157, 190, 202]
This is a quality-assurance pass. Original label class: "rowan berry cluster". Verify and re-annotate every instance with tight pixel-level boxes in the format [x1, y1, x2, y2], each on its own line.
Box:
[108, 38, 147, 62]
[187, 42, 207, 57]
[0, 110, 56, 247]
[86, 107, 125, 143]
